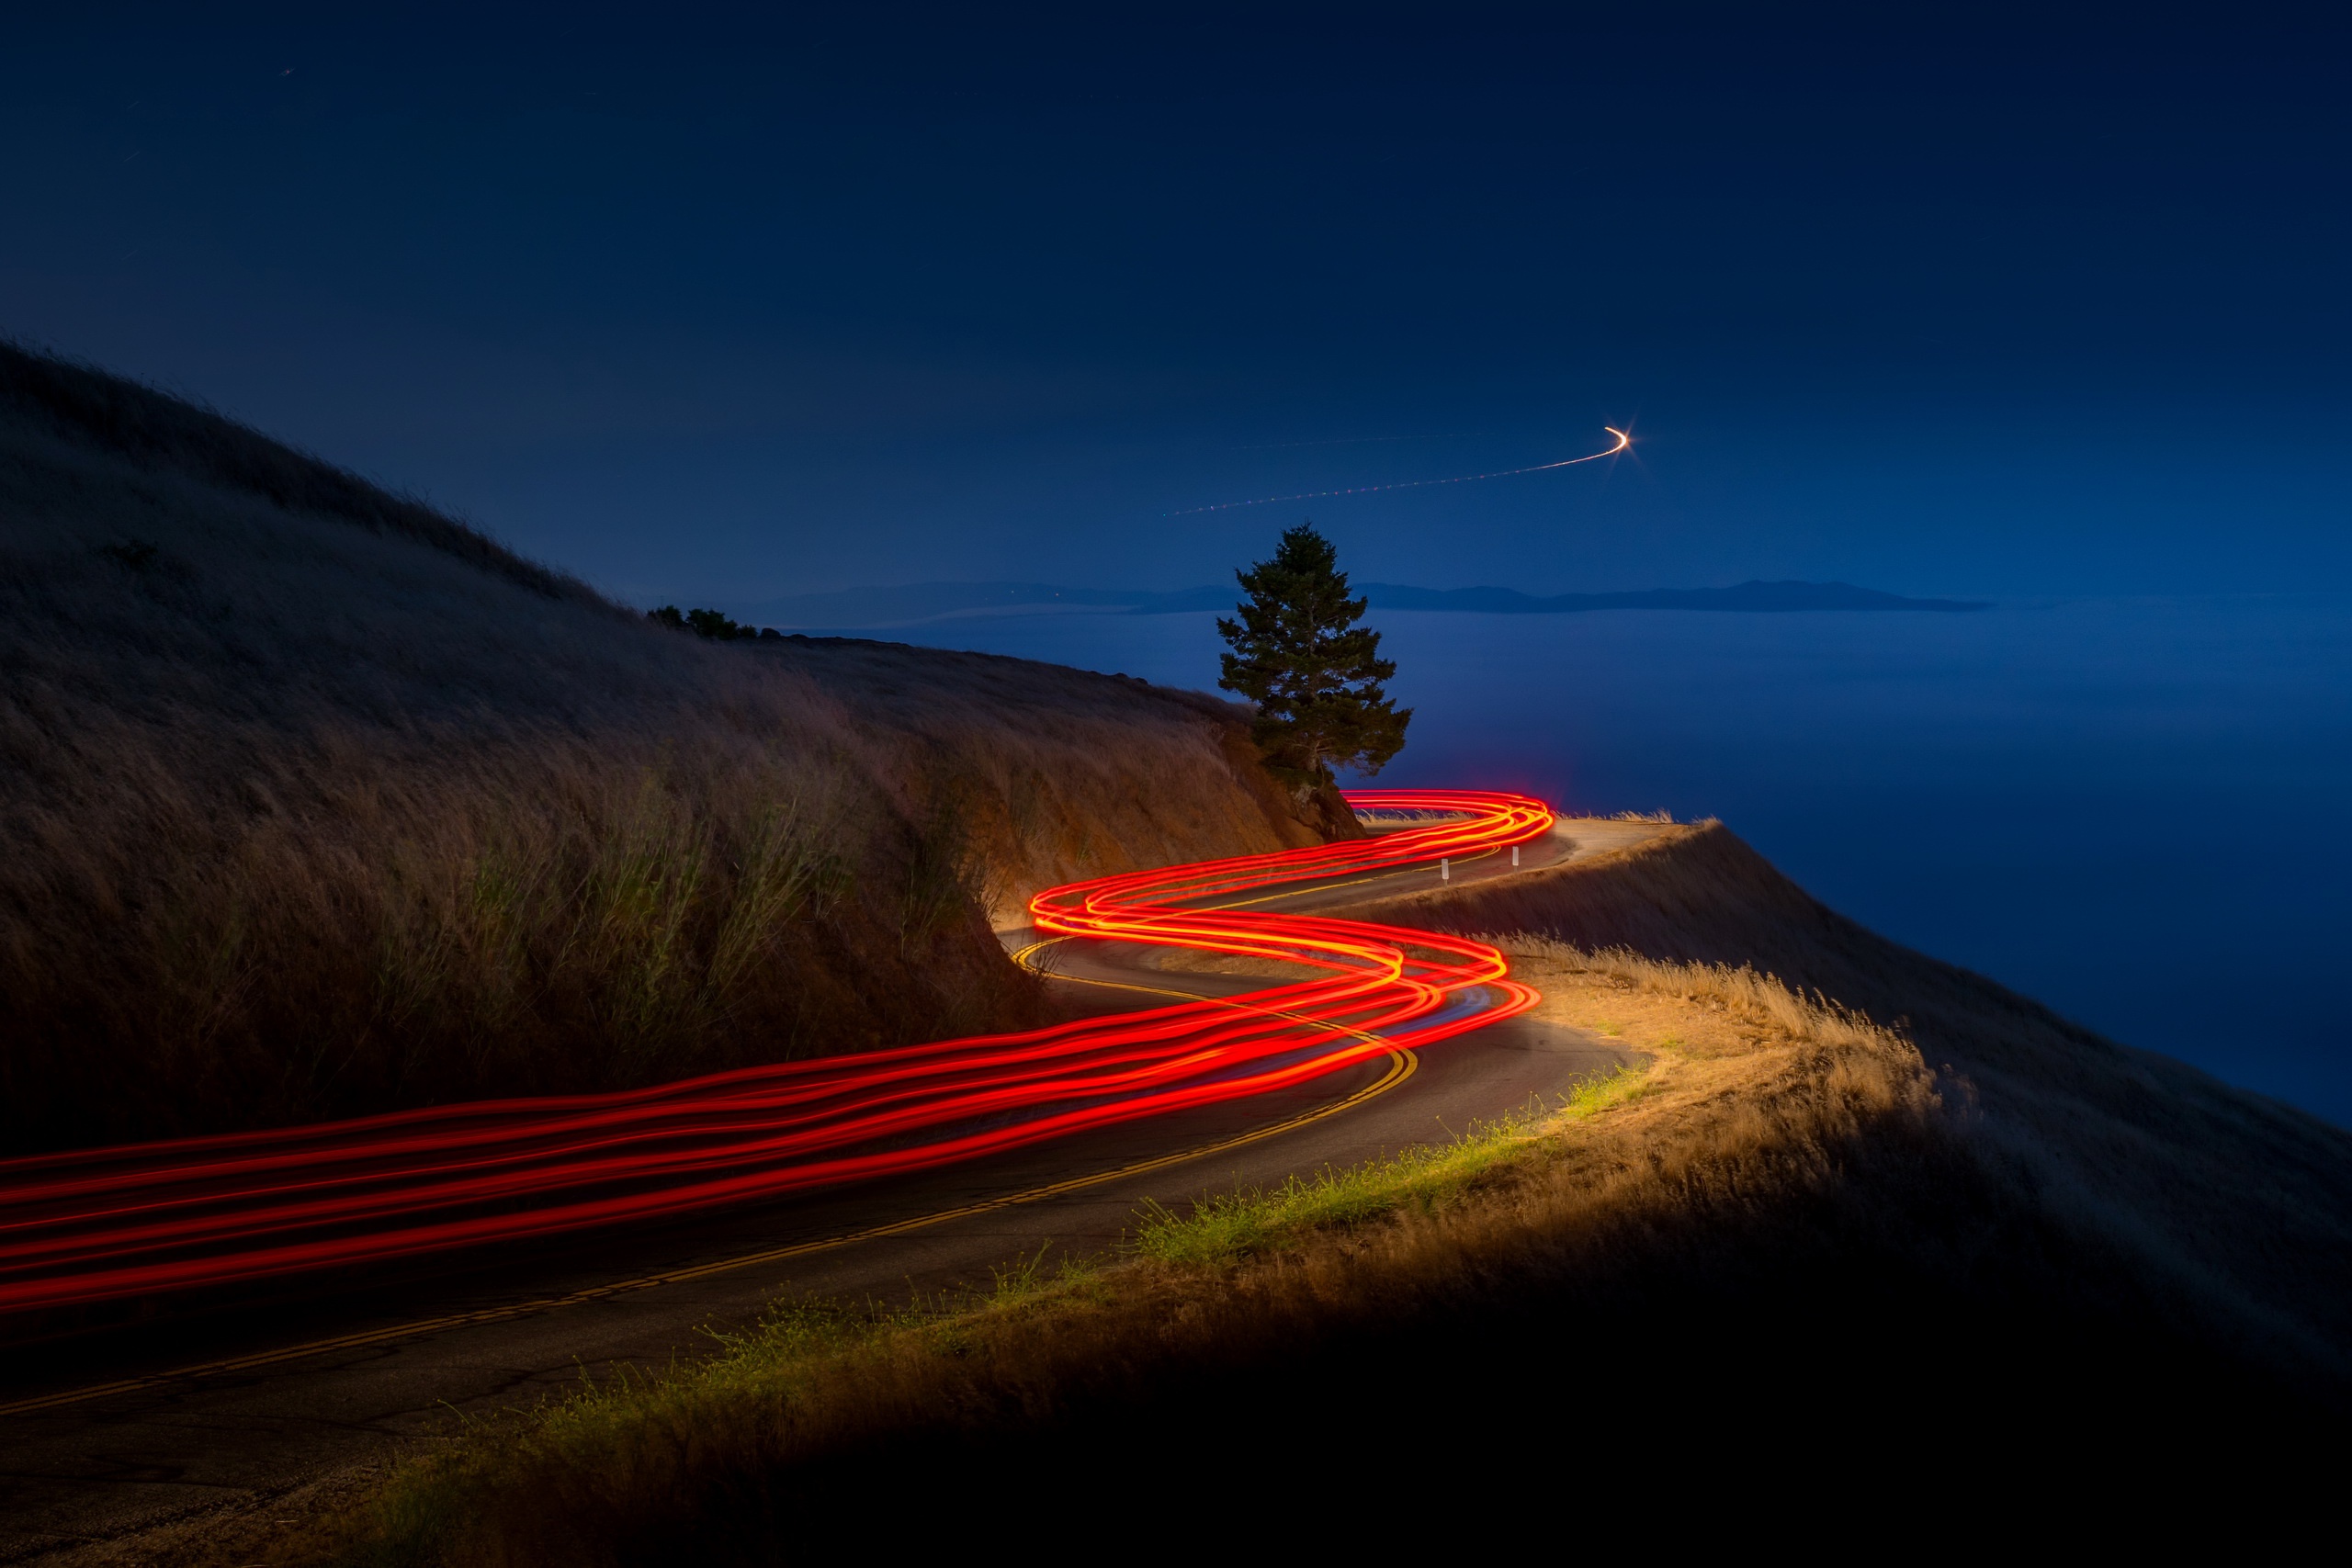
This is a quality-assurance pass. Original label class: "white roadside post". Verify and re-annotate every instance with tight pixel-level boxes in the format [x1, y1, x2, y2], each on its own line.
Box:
[1511, 844, 1520, 866]
[1440, 857, 1449, 882]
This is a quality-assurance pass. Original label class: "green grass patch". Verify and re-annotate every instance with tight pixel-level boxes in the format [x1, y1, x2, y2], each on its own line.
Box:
[353, 1281, 1074, 1562]
[314, 1066, 1655, 1563]
[1131, 1064, 1650, 1267]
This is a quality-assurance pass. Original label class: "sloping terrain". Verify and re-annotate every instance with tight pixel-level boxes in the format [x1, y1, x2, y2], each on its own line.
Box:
[250, 910, 2347, 1564]
[0, 344, 1332, 1155]
[6, 341, 2343, 1560]
[253, 822, 2351, 1563]
[1356, 820, 2352, 1384]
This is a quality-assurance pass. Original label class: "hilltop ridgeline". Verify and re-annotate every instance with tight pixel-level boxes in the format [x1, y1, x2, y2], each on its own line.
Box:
[722, 577, 1988, 629]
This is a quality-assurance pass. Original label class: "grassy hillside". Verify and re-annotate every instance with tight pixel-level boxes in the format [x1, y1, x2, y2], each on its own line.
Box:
[1355, 821, 2352, 1384]
[11, 343, 2342, 1554]
[0, 344, 1334, 1155]
[257, 934, 2344, 1563]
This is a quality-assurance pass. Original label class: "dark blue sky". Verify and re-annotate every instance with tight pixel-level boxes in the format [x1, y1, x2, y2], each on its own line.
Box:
[6, 4, 2347, 603]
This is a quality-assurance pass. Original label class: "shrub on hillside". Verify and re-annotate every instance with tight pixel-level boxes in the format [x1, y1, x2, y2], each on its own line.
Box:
[647, 604, 761, 640]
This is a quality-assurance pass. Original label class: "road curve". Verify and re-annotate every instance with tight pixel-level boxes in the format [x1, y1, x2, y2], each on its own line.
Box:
[0, 792, 1555, 1318]
[0, 804, 1666, 1560]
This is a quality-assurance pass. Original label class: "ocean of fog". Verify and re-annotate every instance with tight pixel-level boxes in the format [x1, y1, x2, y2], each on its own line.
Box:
[857, 594, 2352, 1127]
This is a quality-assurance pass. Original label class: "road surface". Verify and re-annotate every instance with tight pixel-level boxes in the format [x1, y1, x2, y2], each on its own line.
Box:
[0, 816, 1663, 1562]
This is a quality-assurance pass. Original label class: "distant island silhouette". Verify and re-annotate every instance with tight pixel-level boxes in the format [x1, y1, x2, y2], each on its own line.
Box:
[724, 580, 1991, 630]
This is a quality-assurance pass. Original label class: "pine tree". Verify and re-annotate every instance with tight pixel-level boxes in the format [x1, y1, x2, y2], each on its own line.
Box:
[1216, 522, 1410, 786]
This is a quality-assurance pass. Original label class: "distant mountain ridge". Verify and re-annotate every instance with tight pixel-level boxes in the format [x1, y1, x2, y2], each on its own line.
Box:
[1360, 581, 1990, 614]
[723, 580, 1989, 629]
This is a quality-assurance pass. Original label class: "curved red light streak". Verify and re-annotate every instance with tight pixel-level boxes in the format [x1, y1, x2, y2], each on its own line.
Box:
[0, 789, 1552, 1315]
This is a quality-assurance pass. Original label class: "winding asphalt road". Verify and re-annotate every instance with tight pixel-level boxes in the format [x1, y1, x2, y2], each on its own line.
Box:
[0, 818, 1663, 1562]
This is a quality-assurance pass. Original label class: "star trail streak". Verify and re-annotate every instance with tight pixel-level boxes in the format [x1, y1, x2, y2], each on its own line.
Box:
[0, 790, 1552, 1315]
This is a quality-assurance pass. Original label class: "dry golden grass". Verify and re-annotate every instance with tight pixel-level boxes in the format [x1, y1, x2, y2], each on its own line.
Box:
[1356, 825, 2352, 1384]
[254, 951, 1968, 1565]
[0, 343, 1333, 1153]
[233, 893, 2349, 1562]
[16, 341, 2347, 1558]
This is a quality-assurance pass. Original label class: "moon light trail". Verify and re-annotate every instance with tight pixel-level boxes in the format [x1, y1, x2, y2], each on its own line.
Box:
[0, 790, 1553, 1316]
[1171, 427, 1630, 515]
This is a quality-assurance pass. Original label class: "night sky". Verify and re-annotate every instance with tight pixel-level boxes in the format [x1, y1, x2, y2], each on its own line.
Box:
[6, 6, 2348, 605]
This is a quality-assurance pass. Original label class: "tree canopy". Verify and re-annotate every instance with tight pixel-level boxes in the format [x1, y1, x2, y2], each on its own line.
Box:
[1216, 523, 1410, 786]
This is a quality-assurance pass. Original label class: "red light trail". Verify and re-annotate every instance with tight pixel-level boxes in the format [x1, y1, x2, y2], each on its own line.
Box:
[0, 790, 1553, 1316]
[1170, 427, 1630, 514]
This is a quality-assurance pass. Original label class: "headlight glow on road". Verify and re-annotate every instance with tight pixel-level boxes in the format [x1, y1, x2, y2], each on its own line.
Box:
[0, 790, 1552, 1314]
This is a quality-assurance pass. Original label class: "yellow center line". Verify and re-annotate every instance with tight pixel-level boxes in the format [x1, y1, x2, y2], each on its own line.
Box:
[3, 878, 1453, 1419]
[0, 1049, 1412, 1419]
[5, 833, 1540, 1418]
